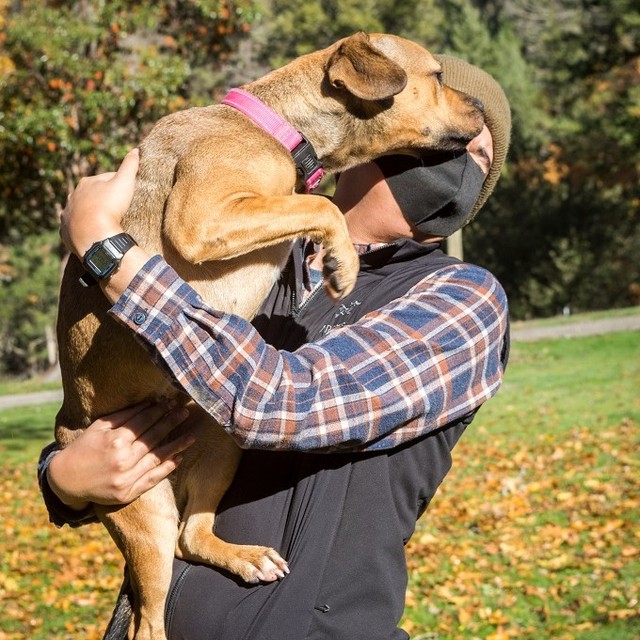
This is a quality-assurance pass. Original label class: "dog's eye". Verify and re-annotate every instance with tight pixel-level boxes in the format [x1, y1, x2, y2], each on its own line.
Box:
[435, 72, 444, 87]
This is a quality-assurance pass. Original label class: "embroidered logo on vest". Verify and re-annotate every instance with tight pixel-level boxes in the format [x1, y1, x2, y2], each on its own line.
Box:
[319, 299, 362, 336]
[336, 300, 361, 317]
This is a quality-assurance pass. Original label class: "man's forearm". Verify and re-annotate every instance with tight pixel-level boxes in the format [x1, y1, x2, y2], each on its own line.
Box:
[109, 257, 508, 452]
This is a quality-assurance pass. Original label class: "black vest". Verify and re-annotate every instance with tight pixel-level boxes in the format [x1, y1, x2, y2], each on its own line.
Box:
[253, 238, 463, 349]
[167, 239, 508, 640]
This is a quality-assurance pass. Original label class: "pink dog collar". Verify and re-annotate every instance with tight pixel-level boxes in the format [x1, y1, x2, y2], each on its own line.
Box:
[222, 88, 325, 193]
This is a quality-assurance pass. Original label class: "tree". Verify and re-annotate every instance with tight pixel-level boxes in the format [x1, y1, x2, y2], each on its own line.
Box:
[1, 0, 638, 376]
[0, 231, 60, 375]
[254, 0, 445, 69]
[464, 0, 640, 317]
[0, 0, 255, 242]
[0, 0, 256, 374]
[256, 0, 640, 318]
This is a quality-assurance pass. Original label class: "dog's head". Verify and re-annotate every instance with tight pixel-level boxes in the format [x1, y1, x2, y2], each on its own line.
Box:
[321, 32, 485, 167]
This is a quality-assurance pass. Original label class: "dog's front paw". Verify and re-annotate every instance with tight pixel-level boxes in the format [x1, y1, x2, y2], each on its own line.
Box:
[231, 546, 290, 584]
[323, 244, 360, 300]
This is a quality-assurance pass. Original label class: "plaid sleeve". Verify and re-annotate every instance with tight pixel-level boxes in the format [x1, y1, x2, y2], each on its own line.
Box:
[109, 255, 508, 452]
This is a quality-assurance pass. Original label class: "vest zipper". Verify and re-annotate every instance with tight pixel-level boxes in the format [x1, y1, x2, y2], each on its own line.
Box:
[164, 563, 191, 633]
[293, 280, 324, 318]
[293, 242, 397, 319]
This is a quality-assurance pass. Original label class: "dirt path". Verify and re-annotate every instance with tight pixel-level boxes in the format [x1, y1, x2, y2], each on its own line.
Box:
[510, 312, 640, 342]
[0, 389, 63, 410]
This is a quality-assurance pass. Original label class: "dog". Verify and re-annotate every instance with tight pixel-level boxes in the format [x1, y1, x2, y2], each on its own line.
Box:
[55, 32, 484, 639]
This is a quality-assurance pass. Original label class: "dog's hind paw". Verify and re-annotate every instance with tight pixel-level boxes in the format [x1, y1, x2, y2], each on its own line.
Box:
[232, 546, 290, 584]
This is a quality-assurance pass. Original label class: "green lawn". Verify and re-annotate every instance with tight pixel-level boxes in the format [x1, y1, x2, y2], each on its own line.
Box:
[404, 331, 639, 639]
[0, 377, 62, 396]
[477, 330, 639, 435]
[0, 330, 638, 638]
[0, 403, 60, 447]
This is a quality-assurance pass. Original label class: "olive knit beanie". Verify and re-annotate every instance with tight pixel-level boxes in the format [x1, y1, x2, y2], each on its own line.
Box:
[436, 55, 511, 223]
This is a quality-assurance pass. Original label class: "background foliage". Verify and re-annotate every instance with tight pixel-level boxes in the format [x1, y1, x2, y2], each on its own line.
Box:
[1, 0, 639, 375]
[0, 0, 255, 375]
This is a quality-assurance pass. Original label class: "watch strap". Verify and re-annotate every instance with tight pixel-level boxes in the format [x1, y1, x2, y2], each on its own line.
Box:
[79, 270, 98, 288]
[107, 232, 137, 256]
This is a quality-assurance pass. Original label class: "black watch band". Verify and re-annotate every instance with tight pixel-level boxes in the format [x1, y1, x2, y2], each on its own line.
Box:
[80, 233, 137, 287]
[108, 233, 137, 255]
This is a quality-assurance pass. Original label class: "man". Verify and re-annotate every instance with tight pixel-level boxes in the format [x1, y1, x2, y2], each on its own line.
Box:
[40, 55, 511, 639]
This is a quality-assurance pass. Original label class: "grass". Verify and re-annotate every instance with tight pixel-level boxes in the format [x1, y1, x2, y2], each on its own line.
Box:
[477, 331, 640, 434]
[0, 401, 122, 639]
[0, 329, 639, 638]
[0, 376, 62, 396]
[403, 330, 639, 639]
[0, 404, 61, 448]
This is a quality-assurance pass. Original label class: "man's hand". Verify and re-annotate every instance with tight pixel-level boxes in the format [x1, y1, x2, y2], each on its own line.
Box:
[61, 148, 140, 258]
[47, 401, 195, 510]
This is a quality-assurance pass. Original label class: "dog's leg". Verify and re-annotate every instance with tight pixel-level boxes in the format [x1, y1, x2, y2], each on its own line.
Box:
[177, 505, 289, 584]
[172, 193, 359, 300]
[164, 172, 360, 300]
[97, 479, 179, 640]
[174, 412, 289, 583]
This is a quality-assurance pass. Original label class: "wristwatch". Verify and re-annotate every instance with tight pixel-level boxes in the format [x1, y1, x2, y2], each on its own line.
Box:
[79, 233, 137, 287]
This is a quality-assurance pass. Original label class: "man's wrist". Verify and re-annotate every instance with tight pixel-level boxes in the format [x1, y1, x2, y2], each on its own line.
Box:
[99, 245, 150, 304]
[46, 451, 91, 512]
[72, 225, 126, 260]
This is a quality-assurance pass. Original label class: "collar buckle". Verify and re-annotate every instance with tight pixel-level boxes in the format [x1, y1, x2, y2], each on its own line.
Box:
[291, 134, 325, 193]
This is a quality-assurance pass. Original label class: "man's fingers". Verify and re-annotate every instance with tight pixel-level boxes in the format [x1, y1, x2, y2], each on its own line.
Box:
[107, 429, 195, 503]
[103, 401, 176, 440]
[127, 431, 196, 500]
[93, 171, 118, 183]
[131, 405, 191, 453]
[128, 454, 185, 500]
[87, 399, 189, 449]
[86, 401, 153, 434]
[150, 429, 196, 463]
[74, 172, 117, 189]
[113, 148, 139, 184]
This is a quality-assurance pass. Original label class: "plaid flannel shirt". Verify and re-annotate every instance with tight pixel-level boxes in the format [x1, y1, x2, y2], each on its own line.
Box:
[108, 253, 508, 452]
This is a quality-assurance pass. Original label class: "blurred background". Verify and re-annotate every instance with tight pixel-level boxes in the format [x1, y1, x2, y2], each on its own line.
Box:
[0, 0, 638, 376]
[0, 4, 638, 638]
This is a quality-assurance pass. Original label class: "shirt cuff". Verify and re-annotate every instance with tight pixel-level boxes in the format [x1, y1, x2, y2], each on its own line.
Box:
[37, 443, 97, 528]
[109, 254, 216, 329]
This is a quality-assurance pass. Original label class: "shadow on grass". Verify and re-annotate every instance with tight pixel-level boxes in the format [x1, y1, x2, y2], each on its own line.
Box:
[0, 402, 58, 443]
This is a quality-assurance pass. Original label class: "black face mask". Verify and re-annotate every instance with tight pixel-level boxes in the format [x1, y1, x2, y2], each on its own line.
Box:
[373, 151, 486, 237]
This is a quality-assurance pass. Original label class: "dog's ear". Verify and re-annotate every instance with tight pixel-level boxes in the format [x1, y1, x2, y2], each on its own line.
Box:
[325, 32, 407, 101]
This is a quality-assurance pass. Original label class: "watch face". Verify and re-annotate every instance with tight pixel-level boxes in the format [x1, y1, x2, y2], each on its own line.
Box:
[85, 245, 117, 278]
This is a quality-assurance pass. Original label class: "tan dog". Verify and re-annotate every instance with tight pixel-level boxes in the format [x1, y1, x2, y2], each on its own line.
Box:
[55, 32, 484, 639]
